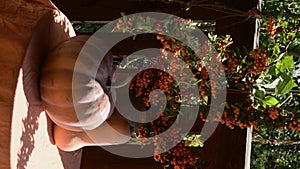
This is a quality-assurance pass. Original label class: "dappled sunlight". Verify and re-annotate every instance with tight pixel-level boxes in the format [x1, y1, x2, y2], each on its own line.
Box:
[11, 70, 64, 169]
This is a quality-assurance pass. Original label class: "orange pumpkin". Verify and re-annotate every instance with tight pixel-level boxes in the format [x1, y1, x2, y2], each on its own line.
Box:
[40, 35, 114, 132]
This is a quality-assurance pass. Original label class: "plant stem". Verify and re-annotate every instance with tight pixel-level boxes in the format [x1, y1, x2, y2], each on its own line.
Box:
[252, 137, 300, 146]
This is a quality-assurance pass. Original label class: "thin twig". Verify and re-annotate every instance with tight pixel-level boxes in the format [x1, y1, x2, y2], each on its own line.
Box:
[252, 137, 300, 146]
[161, 0, 261, 19]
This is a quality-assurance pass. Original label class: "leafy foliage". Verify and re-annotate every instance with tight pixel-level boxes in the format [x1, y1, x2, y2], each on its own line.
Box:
[251, 0, 300, 168]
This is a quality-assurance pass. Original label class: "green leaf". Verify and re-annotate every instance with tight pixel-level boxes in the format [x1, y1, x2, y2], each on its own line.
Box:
[281, 21, 288, 29]
[273, 44, 281, 55]
[268, 66, 279, 76]
[255, 89, 265, 99]
[235, 47, 241, 58]
[287, 32, 295, 40]
[120, 12, 127, 22]
[276, 55, 294, 72]
[276, 74, 297, 94]
[261, 96, 279, 107]
[183, 134, 203, 147]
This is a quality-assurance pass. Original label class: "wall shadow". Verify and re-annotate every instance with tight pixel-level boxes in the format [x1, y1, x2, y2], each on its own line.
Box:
[16, 108, 39, 169]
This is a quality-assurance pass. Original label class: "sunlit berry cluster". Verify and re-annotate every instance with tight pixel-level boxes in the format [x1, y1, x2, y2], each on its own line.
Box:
[157, 34, 221, 101]
[129, 69, 178, 108]
[219, 105, 258, 130]
[263, 106, 300, 132]
[268, 106, 280, 120]
[247, 48, 270, 75]
[198, 98, 258, 130]
[137, 114, 177, 145]
[215, 36, 270, 90]
[224, 55, 239, 73]
[198, 102, 300, 132]
[289, 114, 300, 132]
[153, 141, 199, 169]
[136, 109, 201, 168]
[266, 17, 276, 38]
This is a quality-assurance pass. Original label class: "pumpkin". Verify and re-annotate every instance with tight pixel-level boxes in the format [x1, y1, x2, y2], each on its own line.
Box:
[40, 35, 114, 132]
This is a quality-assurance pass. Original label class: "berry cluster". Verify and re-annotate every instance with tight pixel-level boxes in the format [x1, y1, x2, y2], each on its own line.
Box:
[154, 141, 199, 169]
[219, 105, 258, 130]
[198, 97, 257, 130]
[137, 111, 201, 168]
[268, 106, 280, 120]
[247, 48, 270, 75]
[224, 55, 239, 73]
[210, 33, 271, 91]
[264, 106, 300, 132]
[129, 28, 202, 168]
[199, 103, 300, 132]
[266, 17, 276, 38]
[289, 116, 300, 132]
[129, 69, 179, 109]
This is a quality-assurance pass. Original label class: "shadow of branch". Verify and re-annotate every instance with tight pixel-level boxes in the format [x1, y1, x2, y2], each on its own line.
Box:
[16, 108, 39, 169]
